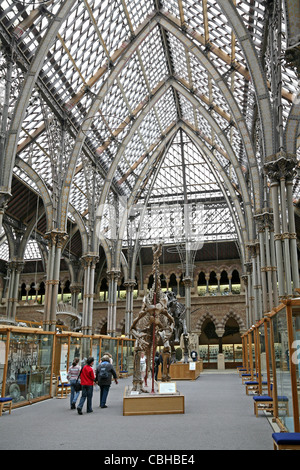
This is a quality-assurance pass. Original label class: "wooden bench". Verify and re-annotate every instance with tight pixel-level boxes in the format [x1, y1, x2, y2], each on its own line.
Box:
[245, 381, 268, 395]
[272, 432, 300, 450]
[253, 395, 289, 417]
[119, 370, 129, 378]
[0, 397, 13, 417]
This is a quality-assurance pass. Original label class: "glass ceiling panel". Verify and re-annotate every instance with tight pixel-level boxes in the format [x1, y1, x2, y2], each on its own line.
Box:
[0, 0, 299, 254]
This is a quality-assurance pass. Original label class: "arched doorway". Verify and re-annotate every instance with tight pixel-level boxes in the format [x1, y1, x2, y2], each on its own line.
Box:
[222, 317, 243, 368]
[199, 317, 243, 369]
[199, 318, 219, 369]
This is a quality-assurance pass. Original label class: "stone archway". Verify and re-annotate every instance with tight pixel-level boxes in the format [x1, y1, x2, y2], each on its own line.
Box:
[95, 317, 107, 335]
[219, 310, 246, 335]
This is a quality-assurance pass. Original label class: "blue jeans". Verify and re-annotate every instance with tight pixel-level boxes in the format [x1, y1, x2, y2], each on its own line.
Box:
[100, 385, 110, 407]
[77, 385, 93, 413]
[70, 379, 80, 407]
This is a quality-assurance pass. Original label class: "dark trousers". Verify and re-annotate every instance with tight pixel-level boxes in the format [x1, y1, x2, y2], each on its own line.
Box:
[100, 384, 110, 407]
[77, 385, 93, 412]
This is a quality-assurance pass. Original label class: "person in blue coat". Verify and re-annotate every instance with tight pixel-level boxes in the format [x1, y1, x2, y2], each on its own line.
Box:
[96, 355, 118, 408]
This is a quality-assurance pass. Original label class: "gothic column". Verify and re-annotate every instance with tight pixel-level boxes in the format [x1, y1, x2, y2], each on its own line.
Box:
[43, 230, 68, 331]
[247, 242, 260, 322]
[24, 284, 30, 304]
[176, 276, 180, 297]
[241, 274, 250, 327]
[34, 283, 40, 304]
[6, 260, 24, 323]
[205, 273, 209, 295]
[5, 262, 15, 320]
[265, 155, 298, 298]
[124, 279, 136, 336]
[286, 178, 300, 290]
[70, 283, 81, 311]
[11, 261, 24, 321]
[280, 175, 292, 295]
[255, 213, 268, 314]
[270, 176, 285, 297]
[245, 262, 254, 326]
[81, 253, 99, 335]
[183, 277, 192, 332]
[60, 281, 65, 302]
[216, 273, 221, 295]
[106, 269, 120, 336]
[166, 276, 170, 292]
[228, 274, 232, 294]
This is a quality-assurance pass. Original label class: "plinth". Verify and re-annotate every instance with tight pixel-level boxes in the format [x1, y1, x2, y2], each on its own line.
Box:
[123, 385, 185, 416]
[157, 360, 202, 381]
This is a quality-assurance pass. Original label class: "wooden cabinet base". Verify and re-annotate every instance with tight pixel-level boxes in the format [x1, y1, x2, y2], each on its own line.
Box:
[123, 389, 185, 416]
[157, 361, 202, 381]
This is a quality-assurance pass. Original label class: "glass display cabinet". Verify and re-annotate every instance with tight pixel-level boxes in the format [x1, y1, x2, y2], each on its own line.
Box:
[0, 325, 134, 409]
[0, 326, 54, 406]
[91, 335, 101, 368]
[242, 299, 300, 432]
[119, 337, 135, 374]
[234, 344, 243, 363]
[101, 336, 119, 369]
[54, 332, 85, 377]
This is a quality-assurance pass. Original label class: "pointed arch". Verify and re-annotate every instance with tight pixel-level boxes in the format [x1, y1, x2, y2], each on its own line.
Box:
[219, 310, 246, 334]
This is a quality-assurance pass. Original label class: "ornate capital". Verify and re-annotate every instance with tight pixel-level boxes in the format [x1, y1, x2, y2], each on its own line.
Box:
[254, 207, 274, 232]
[106, 269, 121, 282]
[264, 152, 297, 183]
[45, 229, 68, 249]
[81, 252, 99, 268]
[123, 279, 136, 288]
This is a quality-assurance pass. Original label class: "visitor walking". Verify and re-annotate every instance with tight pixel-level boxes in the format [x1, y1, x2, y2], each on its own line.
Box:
[77, 357, 95, 415]
[96, 355, 118, 408]
[154, 351, 160, 381]
[140, 352, 146, 382]
[68, 357, 81, 409]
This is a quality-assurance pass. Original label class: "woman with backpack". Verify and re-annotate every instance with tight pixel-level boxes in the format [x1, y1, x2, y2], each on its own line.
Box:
[96, 355, 118, 408]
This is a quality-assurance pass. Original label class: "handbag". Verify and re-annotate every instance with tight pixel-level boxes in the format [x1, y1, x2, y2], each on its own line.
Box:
[74, 367, 82, 392]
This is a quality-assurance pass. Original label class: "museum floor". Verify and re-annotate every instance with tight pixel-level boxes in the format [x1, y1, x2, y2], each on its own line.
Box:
[0, 371, 276, 451]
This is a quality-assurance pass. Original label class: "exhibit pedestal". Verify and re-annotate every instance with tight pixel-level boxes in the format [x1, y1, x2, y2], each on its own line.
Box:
[217, 353, 225, 370]
[157, 360, 202, 381]
[123, 386, 185, 416]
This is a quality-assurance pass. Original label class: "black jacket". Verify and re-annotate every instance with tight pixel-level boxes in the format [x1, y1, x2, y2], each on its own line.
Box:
[96, 361, 117, 386]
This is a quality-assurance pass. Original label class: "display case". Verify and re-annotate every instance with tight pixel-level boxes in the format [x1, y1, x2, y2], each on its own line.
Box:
[198, 345, 208, 362]
[208, 345, 219, 363]
[101, 336, 118, 369]
[257, 319, 272, 395]
[91, 336, 101, 368]
[284, 300, 300, 432]
[0, 326, 54, 406]
[242, 299, 300, 432]
[54, 333, 84, 377]
[0, 326, 134, 409]
[119, 338, 135, 374]
[270, 305, 294, 430]
[234, 344, 243, 363]
[0, 332, 7, 395]
[223, 344, 234, 362]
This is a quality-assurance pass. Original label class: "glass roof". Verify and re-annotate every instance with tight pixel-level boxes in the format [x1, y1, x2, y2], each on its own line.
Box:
[0, 0, 299, 258]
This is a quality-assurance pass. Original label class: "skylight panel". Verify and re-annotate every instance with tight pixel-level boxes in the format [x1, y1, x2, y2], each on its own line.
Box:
[126, 0, 155, 30]
[138, 26, 169, 90]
